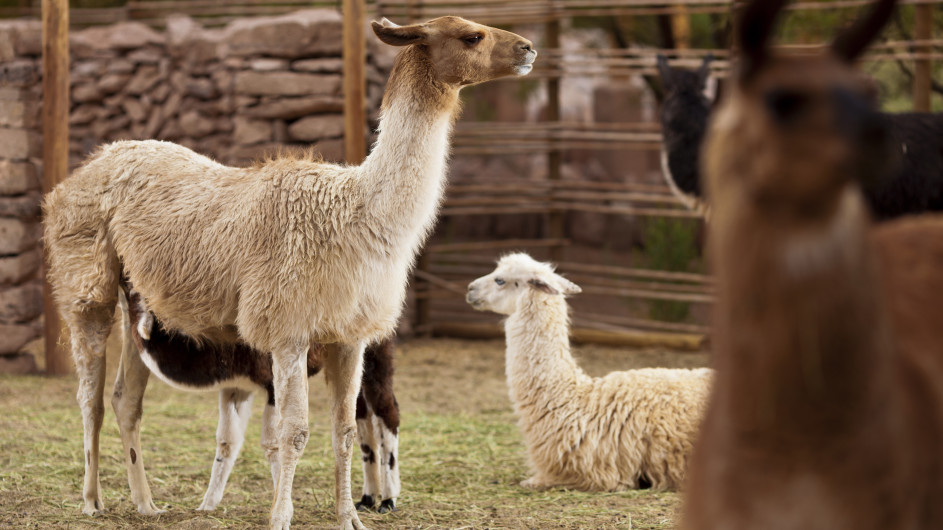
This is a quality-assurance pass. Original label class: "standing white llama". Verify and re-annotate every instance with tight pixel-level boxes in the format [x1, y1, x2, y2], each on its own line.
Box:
[42, 17, 536, 530]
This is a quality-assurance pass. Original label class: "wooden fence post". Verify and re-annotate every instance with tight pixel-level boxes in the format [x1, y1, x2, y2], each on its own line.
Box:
[343, 0, 367, 164]
[913, 3, 932, 112]
[546, 18, 564, 263]
[41, 0, 70, 375]
[672, 5, 691, 50]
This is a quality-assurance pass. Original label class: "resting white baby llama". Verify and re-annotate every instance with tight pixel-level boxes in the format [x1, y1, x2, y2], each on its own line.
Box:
[466, 253, 711, 491]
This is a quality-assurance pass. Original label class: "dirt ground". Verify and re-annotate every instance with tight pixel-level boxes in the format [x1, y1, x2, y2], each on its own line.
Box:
[0, 335, 709, 529]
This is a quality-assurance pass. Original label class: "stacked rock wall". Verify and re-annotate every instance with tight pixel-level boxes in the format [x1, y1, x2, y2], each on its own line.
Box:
[65, 10, 388, 166]
[0, 20, 44, 372]
[0, 10, 389, 371]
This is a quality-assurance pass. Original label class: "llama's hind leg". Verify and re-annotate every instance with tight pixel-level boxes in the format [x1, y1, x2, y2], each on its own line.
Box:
[66, 305, 114, 515]
[324, 341, 367, 530]
[111, 298, 162, 515]
[362, 340, 400, 513]
[374, 413, 400, 513]
[198, 389, 253, 511]
[354, 392, 380, 511]
[260, 399, 280, 489]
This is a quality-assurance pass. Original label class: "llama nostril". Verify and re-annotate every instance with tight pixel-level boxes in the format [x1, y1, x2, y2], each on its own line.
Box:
[521, 43, 533, 52]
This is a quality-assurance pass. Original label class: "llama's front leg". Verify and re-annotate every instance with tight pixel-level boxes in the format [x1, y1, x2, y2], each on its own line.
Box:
[354, 393, 381, 511]
[68, 308, 112, 516]
[325, 342, 368, 530]
[269, 341, 311, 530]
[197, 389, 253, 511]
[111, 305, 162, 515]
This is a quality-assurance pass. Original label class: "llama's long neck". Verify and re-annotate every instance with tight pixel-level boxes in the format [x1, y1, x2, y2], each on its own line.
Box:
[359, 46, 460, 250]
[710, 187, 895, 444]
[504, 294, 588, 409]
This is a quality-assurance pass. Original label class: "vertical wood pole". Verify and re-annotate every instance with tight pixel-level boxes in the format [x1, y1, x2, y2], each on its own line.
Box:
[343, 0, 367, 164]
[41, 0, 70, 375]
[913, 4, 932, 112]
[546, 18, 564, 263]
[671, 6, 691, 50]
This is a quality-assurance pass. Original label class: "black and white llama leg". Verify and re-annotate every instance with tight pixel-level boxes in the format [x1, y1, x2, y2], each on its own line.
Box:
[355, 340, 401, 513]
[111, 292, 162, 515]
[355, 391, 382, 511]
[197, 388, 253, 511]
[374, 407, 400, 513]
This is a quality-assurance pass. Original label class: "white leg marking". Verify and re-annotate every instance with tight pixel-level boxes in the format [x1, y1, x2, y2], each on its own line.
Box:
[377, 417, 400, 507]
[356, 404, 380, 509]
[198, 389, 253, 511]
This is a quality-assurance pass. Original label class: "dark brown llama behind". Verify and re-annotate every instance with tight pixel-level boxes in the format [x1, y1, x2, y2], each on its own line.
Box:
[655, 42, 943, 221]
[683, 1, 943, 529]
[121, 282, 401, 514]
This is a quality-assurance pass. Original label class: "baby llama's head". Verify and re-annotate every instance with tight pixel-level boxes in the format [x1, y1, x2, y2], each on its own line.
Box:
[466, 253, 581, 316]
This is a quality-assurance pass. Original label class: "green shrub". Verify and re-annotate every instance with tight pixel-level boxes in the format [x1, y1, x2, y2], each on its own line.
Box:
[643, 216, 700, 322]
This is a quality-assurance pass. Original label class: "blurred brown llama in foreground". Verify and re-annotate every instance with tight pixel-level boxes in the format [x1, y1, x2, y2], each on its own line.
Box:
[683, 0, 943, 529]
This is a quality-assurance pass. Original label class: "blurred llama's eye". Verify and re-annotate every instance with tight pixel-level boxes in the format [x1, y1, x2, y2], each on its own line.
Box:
[765, 89, 808, 125]
[463, 35, 483, 45]
[495, 278, 506, 286]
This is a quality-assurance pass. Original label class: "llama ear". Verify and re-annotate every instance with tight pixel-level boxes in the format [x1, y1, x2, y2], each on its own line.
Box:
[528, 277, 581, 296]
[372, 19, 428, 47]
[656, 54, 673, 86]
[557, 277, 582, 296]
[736, 0, 789, 84]
[830, 0, 897, 63]
[697, 53, 714, 83]
[528, 278, 560, 295]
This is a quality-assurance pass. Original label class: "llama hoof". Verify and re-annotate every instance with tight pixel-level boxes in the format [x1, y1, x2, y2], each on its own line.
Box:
[138, 504, 167, 515]
[195, 501, 217, 511]
[270, 514, 292, 530]
[377, 499, 396, 514]
[520, 477, 550, 490]
[355, 494, 375, 511]
[339, 513, 367, 530]
[136, 501, 166, 515]
[81, 499, 105, 516]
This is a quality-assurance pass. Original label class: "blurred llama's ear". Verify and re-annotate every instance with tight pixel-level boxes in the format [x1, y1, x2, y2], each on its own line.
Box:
[830, 0, 897, 63]
[736, 0, 788, 84]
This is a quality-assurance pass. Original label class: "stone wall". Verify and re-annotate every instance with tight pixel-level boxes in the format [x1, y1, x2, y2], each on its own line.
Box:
[0, 10, 390, 370]
[0, 21, 43, 372]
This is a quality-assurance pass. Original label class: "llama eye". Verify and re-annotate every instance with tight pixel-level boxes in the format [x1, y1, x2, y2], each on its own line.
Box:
[494, 278, 505, 286]
[765, 89, 808, 124]
[463, 35, 483, 45]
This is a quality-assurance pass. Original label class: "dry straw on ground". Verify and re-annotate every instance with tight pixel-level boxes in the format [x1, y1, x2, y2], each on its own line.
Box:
[0, 335, 708, 529]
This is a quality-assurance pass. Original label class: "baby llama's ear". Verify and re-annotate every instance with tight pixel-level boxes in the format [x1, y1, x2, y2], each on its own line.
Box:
[528, 278, 560, 295]
[556, 277, 582, 296]
[372, 19, 428, 47]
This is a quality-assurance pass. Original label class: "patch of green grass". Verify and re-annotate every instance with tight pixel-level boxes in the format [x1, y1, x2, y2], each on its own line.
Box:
[0, 338, 694, 529]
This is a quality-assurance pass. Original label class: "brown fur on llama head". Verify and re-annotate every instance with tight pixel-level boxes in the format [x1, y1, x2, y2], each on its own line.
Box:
[705, 0, 898, 224]
[372, 16, 536, 87]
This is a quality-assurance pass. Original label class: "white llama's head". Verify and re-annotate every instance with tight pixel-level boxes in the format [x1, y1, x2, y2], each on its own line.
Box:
[466, 253, 581, 315]
[371, 16, 537, 86]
